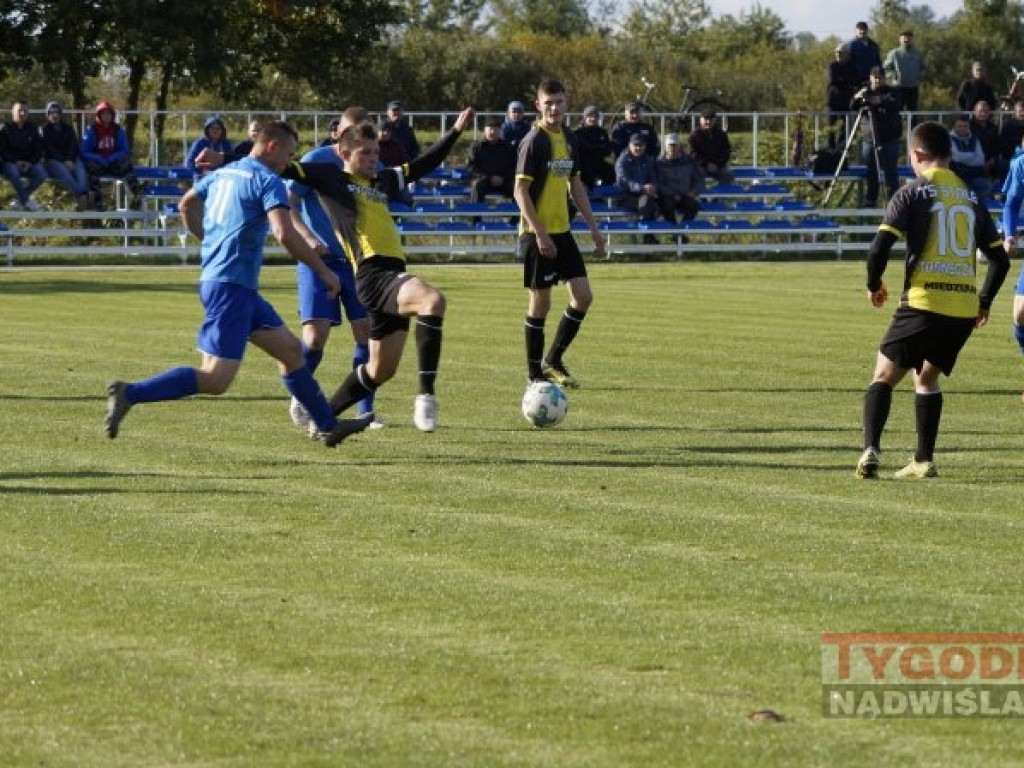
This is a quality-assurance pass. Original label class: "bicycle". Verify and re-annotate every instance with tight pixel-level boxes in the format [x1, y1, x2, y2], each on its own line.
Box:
[1000, 65, 1024, 110]
[634, 77, 729, 134]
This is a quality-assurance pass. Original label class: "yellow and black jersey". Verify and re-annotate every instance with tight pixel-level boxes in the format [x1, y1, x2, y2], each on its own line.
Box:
[871, 167, 1006, 318]
[516, 124, 578, 236]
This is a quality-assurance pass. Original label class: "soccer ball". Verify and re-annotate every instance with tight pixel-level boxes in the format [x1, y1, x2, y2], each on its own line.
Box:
[522, 381, 569, 428]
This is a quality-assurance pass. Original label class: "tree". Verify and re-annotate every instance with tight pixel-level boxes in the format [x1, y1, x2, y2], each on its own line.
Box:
[490, 0, 594, 38]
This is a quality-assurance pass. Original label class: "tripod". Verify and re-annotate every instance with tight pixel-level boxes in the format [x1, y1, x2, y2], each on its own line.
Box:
[823, 106, 882, 206]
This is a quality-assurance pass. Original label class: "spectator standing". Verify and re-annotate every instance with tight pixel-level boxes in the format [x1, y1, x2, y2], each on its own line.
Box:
[883, 30, 925, 116]
[377, 122, 409, 168]
[851, 67, 902, 206]
[465, 116, 516, 203]
[615, 132, 659, 232]
[950, 114, 992, 202]
[319, 117, 340, 147]
[573, 105, 616, 188]
[384, 100, 420, 159]
[827, 45, 860, 149]
[688, 109, 734, 184]
[611, 101, 658, 158]
[80, 100, 142, 211]
[185, 114, 232, 182]
[655, 133, 704, 224]
[40, 101, 90, 212]
[956, 62, 998, 112]
[500, 101, 532, 149]
[969, 99, 1000, 185]
[847, 21, 882, 86]
[0, 100, 48, 211]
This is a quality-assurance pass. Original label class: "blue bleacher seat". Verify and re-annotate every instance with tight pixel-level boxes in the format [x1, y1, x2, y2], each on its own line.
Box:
[476, 220, 516, 231]
[414, 203, 451, 213]
[453, 202, 490, 214]
[704, 183, 745, 195]
[697, 200, 733, 214]
[398, 221, 433, 232]
[721, 219, 753, 230]
[389, 202, 413, 214]
[681, 220, 717, 230]
[757, 219, 798, 230]
[774, 199, 815, 212]
[734, 201, 772, 212]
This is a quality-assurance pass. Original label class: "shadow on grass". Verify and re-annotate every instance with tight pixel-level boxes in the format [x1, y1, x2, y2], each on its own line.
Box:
[0, 469, 267, 496]
[0, 279, 194, 295]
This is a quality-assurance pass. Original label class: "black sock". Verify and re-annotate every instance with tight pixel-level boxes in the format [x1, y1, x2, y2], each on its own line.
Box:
[416, 315, 443, 395]
[546, 306, 587, 365]
[915, 391, 943, 462]
[863, 381, 892, 450]
[525, 315, 546, 380]
[330, 364, 378, 414]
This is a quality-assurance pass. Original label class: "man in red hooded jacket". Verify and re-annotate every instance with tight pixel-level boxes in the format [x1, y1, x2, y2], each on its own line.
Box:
[80, 100, 142, 211]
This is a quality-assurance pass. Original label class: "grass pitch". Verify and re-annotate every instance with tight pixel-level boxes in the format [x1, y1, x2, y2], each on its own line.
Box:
[2, 262, 1023, 767]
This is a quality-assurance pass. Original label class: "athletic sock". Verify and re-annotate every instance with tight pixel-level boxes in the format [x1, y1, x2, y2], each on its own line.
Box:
[862, 381, 893, 451]
[352, 341, 376, 416]
[416, 315, 443, 396]
[1014, 323, 1024, 356]
[126, 366, 198, 404]
[546, 306, 587, 365]
[282, 367, 336, 431]
[525, 315, 546, 380]
[302, 344, 324, 375]
[330, 364, 378, 414]
[914, 391, 943, 462]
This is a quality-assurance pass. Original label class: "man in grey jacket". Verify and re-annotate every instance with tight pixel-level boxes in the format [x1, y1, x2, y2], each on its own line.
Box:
[655, 133, 704, 224]
[883, 30, 925, 116]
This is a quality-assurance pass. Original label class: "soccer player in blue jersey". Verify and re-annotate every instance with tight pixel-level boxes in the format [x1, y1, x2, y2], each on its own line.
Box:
[285, 106, 381, 432]
[104, 121, 372, 448]
[1000, 130, 1024, 401]
[856, 121, 1009, 479]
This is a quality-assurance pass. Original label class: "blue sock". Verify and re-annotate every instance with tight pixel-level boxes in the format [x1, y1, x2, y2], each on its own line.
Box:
[303, 344, 324, 375]
[126, 366, 198, 404]
[282, 367, 336, 432]
[353, 342, 376, 416]
[1014, 324, 1024, 356]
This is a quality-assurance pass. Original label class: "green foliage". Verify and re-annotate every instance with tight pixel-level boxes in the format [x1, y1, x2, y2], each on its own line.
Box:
[490, 0, 594, 37]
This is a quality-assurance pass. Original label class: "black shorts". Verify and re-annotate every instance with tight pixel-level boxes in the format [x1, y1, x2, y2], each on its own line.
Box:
[355, 256, 413, 339]
[879, 306, 975, 376]
[520, 231, 588, 289]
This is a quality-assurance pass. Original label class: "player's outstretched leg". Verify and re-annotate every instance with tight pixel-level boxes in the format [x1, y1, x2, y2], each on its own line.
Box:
[104, 381, 133, 439]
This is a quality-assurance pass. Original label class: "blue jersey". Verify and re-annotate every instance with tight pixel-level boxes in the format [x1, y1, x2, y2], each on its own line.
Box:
[1002, 147, 1024, 240]
[286, 145, 345, 257]
[194, 156, 289, 290]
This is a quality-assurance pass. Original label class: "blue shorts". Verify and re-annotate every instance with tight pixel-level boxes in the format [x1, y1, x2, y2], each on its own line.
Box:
[197, 281, 285, 361]
[297, 256, 368, 326]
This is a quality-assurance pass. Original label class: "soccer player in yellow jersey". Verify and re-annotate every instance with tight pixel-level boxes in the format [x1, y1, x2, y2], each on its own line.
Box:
[515, 78, 606, 387]
[855, 121, 1009, 480]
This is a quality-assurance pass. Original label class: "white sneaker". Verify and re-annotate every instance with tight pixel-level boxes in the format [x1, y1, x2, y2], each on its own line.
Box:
[8, 200, 23, 211]
[413, 394, 437, 432]
[289, 396, 310, 428]
[23, 199, 42, 212]
[364, 412, 387, 430]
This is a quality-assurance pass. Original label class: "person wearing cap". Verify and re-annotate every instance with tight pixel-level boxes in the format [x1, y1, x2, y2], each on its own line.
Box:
[466, 115, 516, 203]
[956, 61, 998, 113]
[688, 109, 734, 185]
[615, 132, 659, 237]
[385, 99, 420, 159]
[611, 101, 658, 158]
[847, 21, 882, 85]
[828, 45, 859, 149]
[185, 114, 233, 182]
[40, 100, 90, 211]
[0, 100, 48, 211]
[883, 30, 925, 116]
[573, 106, 616, 188]
[378, 121, 410, 168]
[655, 133, 704, 225]
[319, 117, 341, 147]
[500, 100, 531, 148]
[850, 66, 903, 206]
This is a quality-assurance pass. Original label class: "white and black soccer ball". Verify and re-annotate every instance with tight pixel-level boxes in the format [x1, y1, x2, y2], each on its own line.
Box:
[522, 381, 569, 428]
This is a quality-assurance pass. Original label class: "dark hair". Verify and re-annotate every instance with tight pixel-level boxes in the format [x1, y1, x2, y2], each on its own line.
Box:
[537, 78, 565, 96]
[910, 121, 951, 160]
[338, 120, 378, 150]
[258, 120, 298, 145]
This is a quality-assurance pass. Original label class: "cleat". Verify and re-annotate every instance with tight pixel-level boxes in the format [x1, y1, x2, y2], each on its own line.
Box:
[364, 412, 386, 430]
[104, 380, 133, 439]
[894, 459, 938, 479]
[541, 359, 580, 389]
[8, 200, 23, 211]
[288, 396, 310, 428]
[316, 413, 374, 447]
[855, 447, 880, 479]
[23, 199, 43, 212]
[413, 394, 438, 432]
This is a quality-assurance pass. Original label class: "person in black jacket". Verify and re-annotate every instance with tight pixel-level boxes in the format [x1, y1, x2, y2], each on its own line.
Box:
[0, 100, 48, 211]
[851, 67, 903, 206]
[573, 106, 616, 188]
[40, 101, 90, 211]
[827, 45, 859, 150]
[956, 61, 998, 113]
[465, 116, 516, 202]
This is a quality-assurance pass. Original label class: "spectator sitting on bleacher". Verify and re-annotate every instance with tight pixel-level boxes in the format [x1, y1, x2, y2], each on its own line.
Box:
[466, 115, 516, 203]
[969, 99, 1001, 185]
[688, 109, 735, 185]
[611, 101, 658, 158]
[40, 101, 90, 212]
[385, 100, 420, 159]
[574, 106, 616, 188]
[0, 100, 48, 211]
[185, 114, 232, 182]
[616, 133, 659, 242]
[378, 121, 409, 168]
[500, 101, 531, 149]
[950, 114, 992, 202]
[80, 100, 142, 211]
[655, 133, 704, 225]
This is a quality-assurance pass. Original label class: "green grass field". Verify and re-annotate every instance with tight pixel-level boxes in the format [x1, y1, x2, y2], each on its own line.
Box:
[2, 262, 1024, 767]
